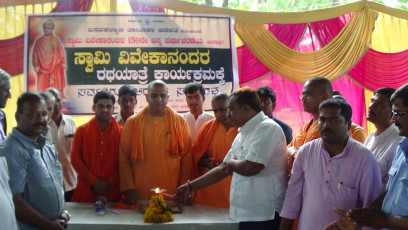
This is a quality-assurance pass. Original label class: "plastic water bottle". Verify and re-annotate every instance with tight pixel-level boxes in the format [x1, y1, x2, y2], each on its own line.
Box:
[94, 196, 107, 215]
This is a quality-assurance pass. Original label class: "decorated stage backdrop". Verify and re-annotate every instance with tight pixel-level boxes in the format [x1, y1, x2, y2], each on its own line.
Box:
[24, 13, 237, 114]
[2, 0, 407, 134]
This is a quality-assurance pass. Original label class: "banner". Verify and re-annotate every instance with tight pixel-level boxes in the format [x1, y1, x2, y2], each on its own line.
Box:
[25, 13, 238, 114]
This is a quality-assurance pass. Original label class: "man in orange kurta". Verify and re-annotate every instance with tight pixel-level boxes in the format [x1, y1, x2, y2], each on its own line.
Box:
[191, 93, 238, 208]
[32, 19, 66, 94]
[71, 91, 122, 202]
[119, 80, 192, 204]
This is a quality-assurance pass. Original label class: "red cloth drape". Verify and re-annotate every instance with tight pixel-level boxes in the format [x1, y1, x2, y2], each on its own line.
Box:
[310, 13, 351, 46]
[348, 49, 408, 91]
[51, 0, 93, 12]
[0, 0, 93, 75]
[241, 14, 367, 131]
[0, 35, 24, 75]
[238, 23, 306, 84]
[238, 14, 351, 84]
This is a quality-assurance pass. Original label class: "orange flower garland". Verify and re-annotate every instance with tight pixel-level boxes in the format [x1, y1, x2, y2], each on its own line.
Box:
[143, 194, 174, 223]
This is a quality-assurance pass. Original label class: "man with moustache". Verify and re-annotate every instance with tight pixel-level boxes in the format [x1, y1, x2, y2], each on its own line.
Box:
[114, 85, 137, 127]
[364, 87, 403, 190]
[280, 99, 382, 230]
[288, 77, 367, 175]
[0, 92, 69, 230]
[183, 82, 214, 141]
[71, 91, 122, 202]
[120, 80, 192, 203]
[176, 88, 287, 230]
[46, 87, 77, 201]
[39, 91, 55, 124]
[326, 84, 408, 230]
[38, 91, 55, 140]
[191, 93, 239, 208]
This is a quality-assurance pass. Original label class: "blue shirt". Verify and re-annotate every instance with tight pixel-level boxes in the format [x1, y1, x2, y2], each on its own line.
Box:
[382, 137, 408, 218]
[272, 117, 293, 145]
[0, 128, 64, 230]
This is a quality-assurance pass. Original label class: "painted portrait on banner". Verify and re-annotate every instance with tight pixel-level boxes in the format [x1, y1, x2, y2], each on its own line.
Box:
[31, 18, 67, 98]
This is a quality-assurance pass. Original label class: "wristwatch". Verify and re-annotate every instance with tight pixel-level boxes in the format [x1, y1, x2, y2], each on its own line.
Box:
[62, 210, 71, 221]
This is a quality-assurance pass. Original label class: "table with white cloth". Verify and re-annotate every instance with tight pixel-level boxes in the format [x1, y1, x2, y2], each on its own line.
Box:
[66, 202, 238, 230]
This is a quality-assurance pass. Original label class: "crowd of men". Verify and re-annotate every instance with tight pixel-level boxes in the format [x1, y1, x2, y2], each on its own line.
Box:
[0, 67, 407, 230]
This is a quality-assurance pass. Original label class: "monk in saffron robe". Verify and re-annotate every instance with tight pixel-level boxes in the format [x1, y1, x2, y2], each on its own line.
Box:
[288, 78, 368, 170]
[191, 93, 238, 208]
[288, 78, 333, 172]
[119, 80, 192, 204]
[32, 19, 66, 94]
[71, 91, 122, 202]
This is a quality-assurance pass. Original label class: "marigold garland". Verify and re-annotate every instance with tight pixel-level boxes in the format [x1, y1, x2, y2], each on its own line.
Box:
[143, 194, 174, 223]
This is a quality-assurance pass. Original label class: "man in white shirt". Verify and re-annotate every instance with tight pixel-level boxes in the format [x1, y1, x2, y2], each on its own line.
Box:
[364, 87, 403, 190]
[47, 87, 77, 201]
[176, 88, 287, 230]
[0, 68, 18, 229]
[183, 82, 214, 141]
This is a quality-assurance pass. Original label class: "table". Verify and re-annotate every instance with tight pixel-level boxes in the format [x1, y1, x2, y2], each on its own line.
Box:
[66, 202, 238, 230]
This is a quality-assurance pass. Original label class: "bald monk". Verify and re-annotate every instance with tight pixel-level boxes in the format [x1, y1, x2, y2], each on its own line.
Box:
[120, 80, 192, 204]
[192, 93, 238, 208]
[71, 91, 122, 202]
[288, 77, 333, 167]
[288, 77, 367, 171]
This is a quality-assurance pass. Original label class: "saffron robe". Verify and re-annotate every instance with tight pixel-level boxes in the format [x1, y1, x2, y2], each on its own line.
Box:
[71, 117, 122, 202]
[32, 34, 66, 93]
[119, 106, 192, 201]
[191, 119, 238, 208]
[350, 122, 367, 143]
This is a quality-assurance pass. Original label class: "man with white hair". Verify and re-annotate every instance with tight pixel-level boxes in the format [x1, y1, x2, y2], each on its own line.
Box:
[0, 68, 18, 229]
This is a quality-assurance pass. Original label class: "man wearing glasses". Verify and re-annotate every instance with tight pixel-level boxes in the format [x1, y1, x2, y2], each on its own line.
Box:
[326, 84, 408, 230]
[287, 77, 333, 174]
[281, 99, 382, 230]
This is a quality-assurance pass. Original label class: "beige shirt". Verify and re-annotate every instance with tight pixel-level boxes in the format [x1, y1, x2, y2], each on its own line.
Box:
[48, 114, 77, 192]
[183, 111, 214, 142]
